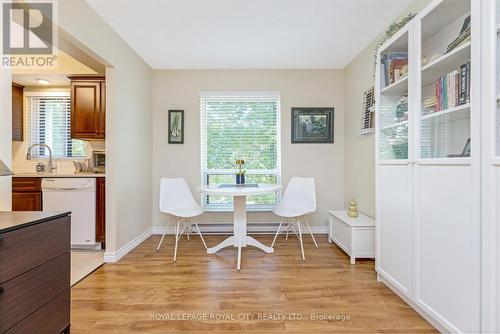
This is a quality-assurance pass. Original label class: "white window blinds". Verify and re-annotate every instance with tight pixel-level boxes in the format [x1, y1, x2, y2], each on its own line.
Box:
[200, 93, 281, 210]
[27, 93, 86, 158]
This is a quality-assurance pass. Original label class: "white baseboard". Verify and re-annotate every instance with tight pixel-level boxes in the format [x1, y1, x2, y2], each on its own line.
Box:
[152, 222, 328, 235]
[103, 228, 152, 263]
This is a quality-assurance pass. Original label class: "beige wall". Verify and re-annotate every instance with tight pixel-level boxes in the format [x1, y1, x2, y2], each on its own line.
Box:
[0, 70, 12, 211]
[57, 0, 153, 254]
[343, 0, 431, 218]
[153, 70, 345, 229]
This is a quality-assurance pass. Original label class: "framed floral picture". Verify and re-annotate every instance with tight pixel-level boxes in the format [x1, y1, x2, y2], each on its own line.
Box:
[291, 107, 334, 143]
[168, 110, 184, 144]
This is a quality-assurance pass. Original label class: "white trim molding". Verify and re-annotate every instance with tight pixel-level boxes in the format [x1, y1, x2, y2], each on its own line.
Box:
[103, 228, 152, 263]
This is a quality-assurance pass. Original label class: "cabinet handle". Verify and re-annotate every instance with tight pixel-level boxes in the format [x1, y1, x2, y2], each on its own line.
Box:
[0, 286, 3, 294]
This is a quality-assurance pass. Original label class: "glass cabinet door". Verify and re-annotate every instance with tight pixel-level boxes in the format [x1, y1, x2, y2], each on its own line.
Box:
[378, 30, 410, 160]
[419, 1, 471, 159]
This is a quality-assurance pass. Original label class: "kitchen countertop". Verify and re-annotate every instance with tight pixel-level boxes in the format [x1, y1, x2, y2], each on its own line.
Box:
[0, 211, 71, 233]
[13, 173, 105, 178]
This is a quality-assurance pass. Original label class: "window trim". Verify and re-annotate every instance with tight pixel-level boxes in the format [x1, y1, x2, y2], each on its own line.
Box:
[25, 90, 86, 160]
[200, 92, 282, 212]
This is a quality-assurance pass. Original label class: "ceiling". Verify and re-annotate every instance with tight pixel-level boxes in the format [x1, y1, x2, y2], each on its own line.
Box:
[86, 0, 414, 69]
[12, 74, 71, 87]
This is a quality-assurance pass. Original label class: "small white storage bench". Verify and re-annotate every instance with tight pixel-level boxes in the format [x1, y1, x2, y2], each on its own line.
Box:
[328, 210, 375, 264]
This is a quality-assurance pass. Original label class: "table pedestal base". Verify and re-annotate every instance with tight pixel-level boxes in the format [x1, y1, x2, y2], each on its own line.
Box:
[207, 236, 274, 270]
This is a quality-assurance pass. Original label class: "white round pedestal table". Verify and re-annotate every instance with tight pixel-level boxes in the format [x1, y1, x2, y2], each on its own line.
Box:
[200, 184, 281, 270]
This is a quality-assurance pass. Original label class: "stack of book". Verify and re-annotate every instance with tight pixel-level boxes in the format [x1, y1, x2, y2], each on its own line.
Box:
[424, 61, 470, 115]
[381, 52, 408, 87]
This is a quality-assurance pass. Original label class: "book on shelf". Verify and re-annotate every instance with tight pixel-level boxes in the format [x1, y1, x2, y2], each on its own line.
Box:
[425, 61, 470, 114]
[381, 52, 408, 87]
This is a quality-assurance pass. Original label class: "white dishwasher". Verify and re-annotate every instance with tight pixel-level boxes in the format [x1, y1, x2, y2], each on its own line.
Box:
[42, 178, 96, 248]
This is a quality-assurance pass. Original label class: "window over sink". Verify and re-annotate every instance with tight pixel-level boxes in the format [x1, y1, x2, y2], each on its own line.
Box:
[200, 92, 281, 211]
[26, 92, 86, 159]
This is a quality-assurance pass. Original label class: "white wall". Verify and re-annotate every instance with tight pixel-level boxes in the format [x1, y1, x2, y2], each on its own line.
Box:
[153, 70, 345, 229]
[0, 70, 12, 211]
[57, 0, 153, 254]
[343, 0, 432, 217]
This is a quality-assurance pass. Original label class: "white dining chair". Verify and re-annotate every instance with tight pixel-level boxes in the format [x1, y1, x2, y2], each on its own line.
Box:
[156, 177, 207, 262]
[271, 177, 318, 261]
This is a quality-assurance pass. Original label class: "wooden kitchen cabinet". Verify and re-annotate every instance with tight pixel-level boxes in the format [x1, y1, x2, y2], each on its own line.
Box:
[12, 83, 24, 141]
[0, 212, 71, 334]
[69, 76, 106, 139]
[96, 177, 106, 247]
[12, 178, 42, 211]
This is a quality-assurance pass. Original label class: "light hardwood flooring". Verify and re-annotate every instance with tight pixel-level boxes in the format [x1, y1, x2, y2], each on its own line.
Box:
[71, 234, 436, 333]
[71, 250, 104, 286]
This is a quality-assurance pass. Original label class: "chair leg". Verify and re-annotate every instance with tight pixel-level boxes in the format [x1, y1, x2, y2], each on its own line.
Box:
[186, 218, 190, 241]
[304, 216, 318, 248]
[156, 230, 167, 251]
[271, 220, 284, 248]
[173, 220, 181, 262]
[297, 218, 305, 262]
[156, 216, 172, 250]
[194, 223, 207, 250]
[285, 221, 290, 240]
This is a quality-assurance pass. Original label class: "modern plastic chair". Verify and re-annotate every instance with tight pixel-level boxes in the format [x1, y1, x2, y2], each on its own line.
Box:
[156, 177, 207, 262]
[271, 177, 318, 261]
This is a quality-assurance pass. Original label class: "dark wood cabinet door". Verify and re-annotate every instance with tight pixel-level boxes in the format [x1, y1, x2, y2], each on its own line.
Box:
[12, 177, 41, 192]
[12, 192, 42, 211]
[12, 83, 24, 141]
[96, 177, 106, 246]
[70, 80, 102, 139]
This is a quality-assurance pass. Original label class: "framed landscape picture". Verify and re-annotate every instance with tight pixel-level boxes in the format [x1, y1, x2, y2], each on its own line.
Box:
[168, 110, 184, 144]
[291, 107, 334, 143]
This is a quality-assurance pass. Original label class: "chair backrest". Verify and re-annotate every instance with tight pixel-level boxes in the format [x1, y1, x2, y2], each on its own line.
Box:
[159, 177, 198, 214]
[280, 177, 316, 213]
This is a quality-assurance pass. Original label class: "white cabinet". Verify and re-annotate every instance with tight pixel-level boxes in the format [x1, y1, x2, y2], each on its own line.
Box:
[480, 0, 500, 332]
[376, 0, 481, 332]
[328, 210, 375, 264]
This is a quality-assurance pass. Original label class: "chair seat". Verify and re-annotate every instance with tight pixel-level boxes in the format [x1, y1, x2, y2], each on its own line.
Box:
[167, 205, 204, 218]
[272, 205, 311, 218]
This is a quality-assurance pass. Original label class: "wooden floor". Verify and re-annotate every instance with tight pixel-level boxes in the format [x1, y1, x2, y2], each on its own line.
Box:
[71, 234, 436, 333]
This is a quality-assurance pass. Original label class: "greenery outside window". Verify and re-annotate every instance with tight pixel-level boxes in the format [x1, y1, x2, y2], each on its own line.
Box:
[200, 92, 281, 211]
[26, 92, 86, 159]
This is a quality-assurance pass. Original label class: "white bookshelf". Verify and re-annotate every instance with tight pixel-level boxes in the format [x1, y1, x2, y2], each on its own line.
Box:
[421, 103, 470, 121]
[380, 75, 408, 95]
[421, 41, 470, 86]
[375, 0, 480, 332]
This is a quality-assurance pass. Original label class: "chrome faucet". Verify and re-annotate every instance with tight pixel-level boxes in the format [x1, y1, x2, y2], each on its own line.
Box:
[26, 144, 56, 173]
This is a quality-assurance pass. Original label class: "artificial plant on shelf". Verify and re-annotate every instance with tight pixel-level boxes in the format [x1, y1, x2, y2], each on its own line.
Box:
[235, 159, 245, 185]
[373, 13, 416, 77]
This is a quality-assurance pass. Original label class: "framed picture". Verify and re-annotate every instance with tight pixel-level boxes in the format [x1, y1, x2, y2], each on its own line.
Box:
[291, 107, 334, 143]
[168, 110, 184, 144]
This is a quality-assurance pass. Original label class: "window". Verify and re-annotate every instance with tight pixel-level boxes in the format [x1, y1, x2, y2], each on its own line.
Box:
[26, 92, 86, 158]
[200, 92, 281, 211]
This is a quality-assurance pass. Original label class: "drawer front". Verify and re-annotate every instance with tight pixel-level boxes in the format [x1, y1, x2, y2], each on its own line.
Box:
[5, 289, 70, 334]
[0, 216, 70, 284]
[12, 178, 41, 192]
[0, 253, 70, 333]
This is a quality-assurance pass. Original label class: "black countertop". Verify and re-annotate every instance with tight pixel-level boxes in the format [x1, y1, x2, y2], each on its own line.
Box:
[0, 211, 71, 234]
